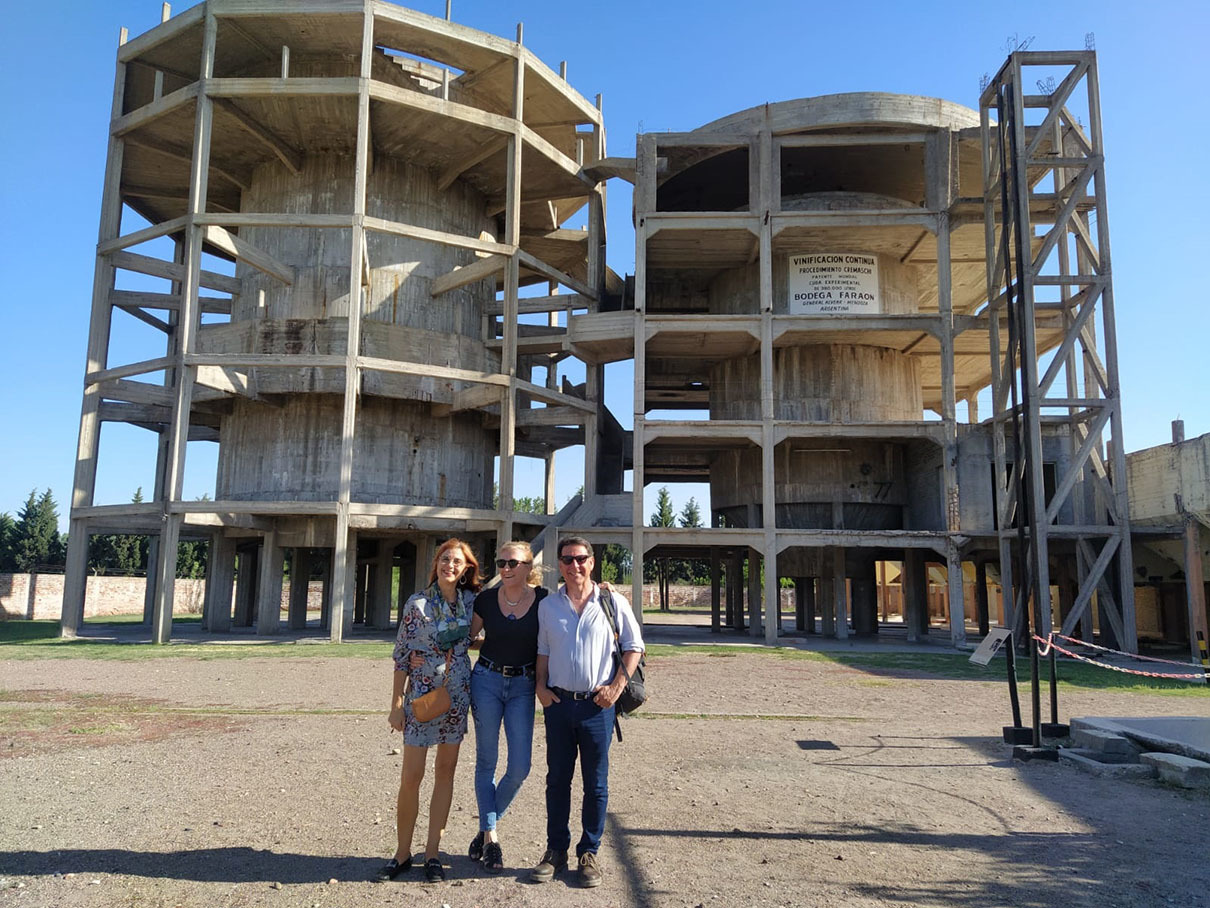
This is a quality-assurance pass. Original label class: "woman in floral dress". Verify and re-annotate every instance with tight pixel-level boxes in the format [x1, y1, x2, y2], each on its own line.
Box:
[382, 538, 480, 884]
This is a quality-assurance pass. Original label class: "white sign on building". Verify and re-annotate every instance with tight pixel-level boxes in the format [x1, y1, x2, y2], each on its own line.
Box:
[788, 253, 880, 314]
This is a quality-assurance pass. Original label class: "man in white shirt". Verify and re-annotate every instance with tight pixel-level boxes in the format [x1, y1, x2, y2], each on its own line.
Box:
[530, 536, 644, 888]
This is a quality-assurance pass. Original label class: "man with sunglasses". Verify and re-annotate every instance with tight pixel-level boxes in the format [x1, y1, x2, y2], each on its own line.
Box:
[531, 536, 644, 888]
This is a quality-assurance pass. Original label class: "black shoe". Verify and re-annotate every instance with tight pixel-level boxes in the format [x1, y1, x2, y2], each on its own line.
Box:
[375, 856, 412, 882]
[469, 830, 485, 861]
[424, 857, 445, 883]
[483, 840, 504, 874]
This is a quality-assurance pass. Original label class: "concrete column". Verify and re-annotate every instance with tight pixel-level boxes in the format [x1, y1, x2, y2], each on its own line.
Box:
[203, 533, 235, 632]
[332, 530, 360, 638]
[975, 559, 991, 636]
[1184, 520, 1209, 667]
[256, 529, 284, 635]
[319, 549, 333, 631]
[820, 559, 836, 637]
[725, 554, 741, 629]
[832, 547, 848, 640]
[850, 555, 878, 637]
[60, 522, 89, 636]
[710, 548, 721, 634]
[414, 536, 435, 595]
[142, 536, 161, 626]
[354, 560, 368, 626]
[233, 544, 258, 627]
[946, 546, 967, 647]
[371, 540, 395, 629]
[288, 547, 312, 630]
[794, 577, 807, 632]
[747, 547, 762, 638]
[903, 551, 927, 642]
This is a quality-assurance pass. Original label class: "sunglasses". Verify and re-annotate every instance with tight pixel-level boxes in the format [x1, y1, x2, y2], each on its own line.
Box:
[495, 558, 531, 569]
[559, 554, 591, 565]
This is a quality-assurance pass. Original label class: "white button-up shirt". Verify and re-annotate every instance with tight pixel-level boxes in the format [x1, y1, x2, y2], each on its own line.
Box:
[537, 584, 644, 692]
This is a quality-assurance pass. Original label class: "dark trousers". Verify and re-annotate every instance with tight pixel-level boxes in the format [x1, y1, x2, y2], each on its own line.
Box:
[543, 696, 614, 856]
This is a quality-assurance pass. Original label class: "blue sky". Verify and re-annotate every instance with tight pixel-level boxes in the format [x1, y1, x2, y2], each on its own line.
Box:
[1, 0, 1206, 528]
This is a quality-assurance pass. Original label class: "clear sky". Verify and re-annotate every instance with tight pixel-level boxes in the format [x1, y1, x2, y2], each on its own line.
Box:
[1, 0, 1206, 529]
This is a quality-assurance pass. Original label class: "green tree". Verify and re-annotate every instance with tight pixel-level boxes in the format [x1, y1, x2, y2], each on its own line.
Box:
[0, 512, 16, 572]
[678, 497, 703, 529]
[14, 489, 64, 571]
[675, 497, 708, 585]
[177, 539, 209, 579]
[646, 487, 676, 610]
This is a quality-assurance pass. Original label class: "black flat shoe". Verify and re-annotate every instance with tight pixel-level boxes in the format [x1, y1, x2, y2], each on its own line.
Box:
[483, 840, 504, 874]
[424, 857, 446, 883]
[375, 856, 412, 881]
[469, 830, 485, 861]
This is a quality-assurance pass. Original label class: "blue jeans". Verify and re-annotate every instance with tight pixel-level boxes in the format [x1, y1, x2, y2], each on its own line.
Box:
[542, 696, 614, 856]
[470, 663, 536, 832]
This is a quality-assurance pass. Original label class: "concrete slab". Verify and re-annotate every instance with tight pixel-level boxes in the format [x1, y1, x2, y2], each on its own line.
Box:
[1140, 752, 1210, 790]
[1071, 727, 1143, 756]
[1072, 716, 1210, 763]
[1058, 748, 1155, 779]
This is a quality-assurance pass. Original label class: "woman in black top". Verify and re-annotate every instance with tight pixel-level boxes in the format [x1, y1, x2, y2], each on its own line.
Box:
[466, 541, 546, 872]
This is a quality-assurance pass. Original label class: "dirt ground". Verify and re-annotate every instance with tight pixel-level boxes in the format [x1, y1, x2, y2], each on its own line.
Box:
[2, 648, 1209, 908]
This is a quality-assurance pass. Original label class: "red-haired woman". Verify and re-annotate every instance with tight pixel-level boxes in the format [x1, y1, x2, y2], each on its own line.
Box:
[382, 538, 481, 884]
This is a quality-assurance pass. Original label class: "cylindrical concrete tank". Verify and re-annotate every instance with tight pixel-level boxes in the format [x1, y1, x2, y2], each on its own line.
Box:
[206, 153, 498, 506]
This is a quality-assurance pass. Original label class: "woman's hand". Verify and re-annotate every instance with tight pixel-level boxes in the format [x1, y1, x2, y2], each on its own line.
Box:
[388, 704, 405, 732]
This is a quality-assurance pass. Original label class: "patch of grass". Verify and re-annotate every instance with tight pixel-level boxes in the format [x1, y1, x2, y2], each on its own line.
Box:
[0, 621, 392, 661]
[643, 644, 1208, 696]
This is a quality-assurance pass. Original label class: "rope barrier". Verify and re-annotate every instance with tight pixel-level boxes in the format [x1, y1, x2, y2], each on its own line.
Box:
[1031, 633, 1208, 681]
[1051, 632, 1203, 668]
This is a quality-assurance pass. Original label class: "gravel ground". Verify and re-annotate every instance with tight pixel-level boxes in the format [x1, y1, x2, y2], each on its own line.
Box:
[2, 649, 1209, 908]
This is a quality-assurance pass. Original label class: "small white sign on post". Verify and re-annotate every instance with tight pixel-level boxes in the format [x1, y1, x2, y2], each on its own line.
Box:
[788, 253, 880, 315]
[969, 626, 1014, 666]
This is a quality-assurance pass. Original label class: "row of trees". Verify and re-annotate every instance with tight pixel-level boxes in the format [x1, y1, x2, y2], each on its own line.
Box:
[0, 488, 207, 578]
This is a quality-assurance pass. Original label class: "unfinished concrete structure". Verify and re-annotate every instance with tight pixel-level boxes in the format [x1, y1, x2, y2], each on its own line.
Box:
[1128, 424, 1210, 662]
[61, 0, 613, 642]
[63, 3, 1144, 652]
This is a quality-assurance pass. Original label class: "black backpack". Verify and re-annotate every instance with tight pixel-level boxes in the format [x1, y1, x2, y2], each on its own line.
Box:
[599, 589, 648, 740]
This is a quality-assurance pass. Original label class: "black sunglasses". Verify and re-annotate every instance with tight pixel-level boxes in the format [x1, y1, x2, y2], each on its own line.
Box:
[559, 554, 591, 565]
[495, 558, 531, 569]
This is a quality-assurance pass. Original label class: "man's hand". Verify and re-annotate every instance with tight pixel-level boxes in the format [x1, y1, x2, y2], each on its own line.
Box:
[536, 685, 561, 708]
[408, 651, 424, 670]
[592, 676, 625, 709]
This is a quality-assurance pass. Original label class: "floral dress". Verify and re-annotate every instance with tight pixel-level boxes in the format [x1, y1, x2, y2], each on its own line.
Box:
[393, 583, 474, 747]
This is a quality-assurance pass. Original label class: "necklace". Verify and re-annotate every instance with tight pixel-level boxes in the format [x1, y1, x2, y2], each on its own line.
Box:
[501, 588, 525, 609]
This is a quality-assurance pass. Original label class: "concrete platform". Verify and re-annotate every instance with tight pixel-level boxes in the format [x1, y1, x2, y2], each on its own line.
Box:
[1072, 716, 1210, 763]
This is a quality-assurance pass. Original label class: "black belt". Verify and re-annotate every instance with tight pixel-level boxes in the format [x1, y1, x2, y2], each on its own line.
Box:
[550, 686, 595, 701]
[478, 657, 535, 678]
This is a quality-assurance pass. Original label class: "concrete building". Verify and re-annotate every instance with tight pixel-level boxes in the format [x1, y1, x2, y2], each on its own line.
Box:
[61, 0, 612, 642]
[63, 5, 1148, 653]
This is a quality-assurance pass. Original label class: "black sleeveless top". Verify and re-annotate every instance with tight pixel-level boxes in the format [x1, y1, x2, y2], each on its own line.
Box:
[473, 586, 548, 667]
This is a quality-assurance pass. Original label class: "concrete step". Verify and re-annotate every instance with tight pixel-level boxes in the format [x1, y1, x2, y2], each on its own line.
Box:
[1071, 727, 1143, 757]
[1058, 748, 1155, 779]
[1140, 752, 1210, 790]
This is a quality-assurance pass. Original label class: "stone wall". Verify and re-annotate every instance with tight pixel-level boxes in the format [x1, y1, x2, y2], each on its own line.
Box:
[0, 573, 205, 620]
[0, 574, 329, 622]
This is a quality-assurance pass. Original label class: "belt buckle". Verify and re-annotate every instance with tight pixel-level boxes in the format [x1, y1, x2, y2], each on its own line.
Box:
[501, 665, 520, 677]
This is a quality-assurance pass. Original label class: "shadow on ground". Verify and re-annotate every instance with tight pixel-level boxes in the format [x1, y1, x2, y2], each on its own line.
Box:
[0, 847, 383, 884]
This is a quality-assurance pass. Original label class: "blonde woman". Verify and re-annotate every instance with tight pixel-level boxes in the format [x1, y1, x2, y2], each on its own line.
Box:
[466, 541, 547, 873]
[382, 538, 481, 884]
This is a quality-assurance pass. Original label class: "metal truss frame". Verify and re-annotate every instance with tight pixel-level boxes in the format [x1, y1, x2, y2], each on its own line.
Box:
[980, 50, 1136, 652]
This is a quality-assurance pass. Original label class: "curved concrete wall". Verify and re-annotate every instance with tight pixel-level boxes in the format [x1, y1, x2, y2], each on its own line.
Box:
[210, 151, 497, 504]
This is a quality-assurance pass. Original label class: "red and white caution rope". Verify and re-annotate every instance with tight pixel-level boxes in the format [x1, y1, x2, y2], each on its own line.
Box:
[1033, 633, 1209, 681]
